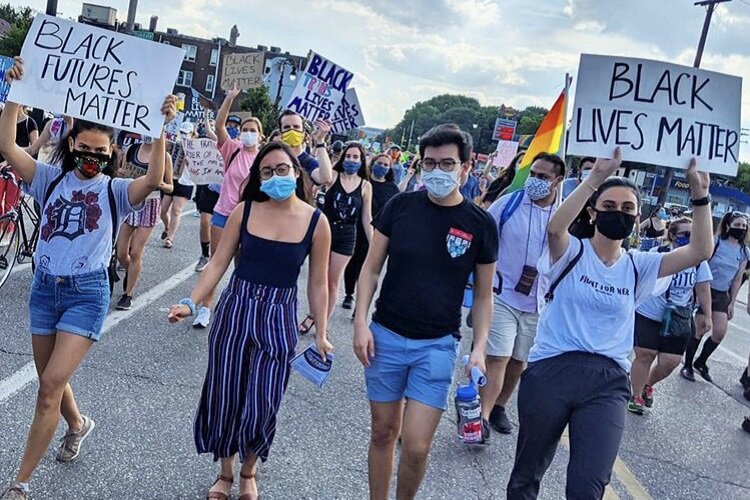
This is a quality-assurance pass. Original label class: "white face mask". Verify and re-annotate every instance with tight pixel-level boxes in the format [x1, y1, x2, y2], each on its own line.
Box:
[240, 131, 258, 147]
[422, 169, 459, 199]
[580, 170, 591, 181]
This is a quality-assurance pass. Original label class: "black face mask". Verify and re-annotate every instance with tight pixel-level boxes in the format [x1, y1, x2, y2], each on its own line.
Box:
[728, 227, 747, 242]
[594, 209, 637, 241]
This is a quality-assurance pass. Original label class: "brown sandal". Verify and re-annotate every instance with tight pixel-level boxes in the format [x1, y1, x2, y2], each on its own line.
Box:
[206, 474, 233, 500]
[238, 471, 258, 500]
[298, 315, 314, 335]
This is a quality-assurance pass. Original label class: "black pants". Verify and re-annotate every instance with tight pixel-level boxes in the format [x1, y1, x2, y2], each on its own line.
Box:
[507, 352, 630, 500]
[344, 223, 368, 296]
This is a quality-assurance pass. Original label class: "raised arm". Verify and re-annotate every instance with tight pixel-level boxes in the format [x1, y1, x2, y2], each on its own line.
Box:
[307, 214, 334, 358]
[310, 120, 333, 185]
[127, 96, 176, 206]
[215, 85, 241, 147]
[26, 118, 51, 156]
[0, 59, 36, 184]
[547, 147, 622, 263]
[203, 107, 217, 141]
[158, 152, 174, 193]
[658, 160, 713, 278]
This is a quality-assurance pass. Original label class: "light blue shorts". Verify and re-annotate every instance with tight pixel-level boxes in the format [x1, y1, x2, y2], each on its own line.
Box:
[364, 322, 459, 411]
[210, 212, 229, 229]
[29, 269, 110, 341]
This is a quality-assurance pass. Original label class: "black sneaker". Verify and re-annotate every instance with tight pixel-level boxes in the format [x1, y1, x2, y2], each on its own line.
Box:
[740, 369, 750, 390]
[342, 295, 354, 310]
[694, 362, 713, 383]
[488, 405, 512, 434]
[744, 387, 750, 402]
[482, 419, 491, 444]
[680, 365, 696, 382]
[743, 417, 750, 434]
[116, 294, 132, 310]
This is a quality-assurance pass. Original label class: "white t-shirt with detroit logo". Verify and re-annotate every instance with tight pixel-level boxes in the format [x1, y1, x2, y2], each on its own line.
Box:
[25, 162, 139, 276]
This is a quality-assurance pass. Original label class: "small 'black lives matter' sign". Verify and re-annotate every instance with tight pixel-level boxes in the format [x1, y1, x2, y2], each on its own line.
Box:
[9, 14, 185, 136]
[568, 54, 742, 176]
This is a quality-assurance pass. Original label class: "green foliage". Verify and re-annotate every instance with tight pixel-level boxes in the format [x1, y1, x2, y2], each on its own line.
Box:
[731, 162, 750, 194]
[0, 4, 34, 57]
[238, 86, 280, 137]
[385, 94, 548, 154]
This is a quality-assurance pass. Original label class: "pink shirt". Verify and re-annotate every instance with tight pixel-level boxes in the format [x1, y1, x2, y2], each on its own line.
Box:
[214, 139, 257, 217]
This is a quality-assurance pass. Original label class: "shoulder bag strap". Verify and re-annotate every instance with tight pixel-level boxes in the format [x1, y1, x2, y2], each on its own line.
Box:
[544, 239, 584, 304]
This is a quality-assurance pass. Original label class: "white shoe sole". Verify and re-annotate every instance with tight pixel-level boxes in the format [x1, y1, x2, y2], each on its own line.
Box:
[57, 417, 95, 462]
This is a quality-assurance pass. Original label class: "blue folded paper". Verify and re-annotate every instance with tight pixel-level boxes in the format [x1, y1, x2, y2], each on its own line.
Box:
[291, 343, 334, 388]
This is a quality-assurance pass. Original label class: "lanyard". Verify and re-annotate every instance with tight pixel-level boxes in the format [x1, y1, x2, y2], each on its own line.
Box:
[523, 201, 553, 267]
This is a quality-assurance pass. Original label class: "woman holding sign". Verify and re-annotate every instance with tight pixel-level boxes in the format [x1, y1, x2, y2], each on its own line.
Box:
[506, 149, 713, 500]
[0, 58, 175, 500]
[168, 141, 332, 500]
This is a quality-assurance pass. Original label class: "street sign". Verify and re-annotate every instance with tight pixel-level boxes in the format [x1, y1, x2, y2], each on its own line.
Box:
[132, 30, 154, 41]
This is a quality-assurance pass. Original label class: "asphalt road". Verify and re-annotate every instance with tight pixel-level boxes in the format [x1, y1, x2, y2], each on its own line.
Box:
[1, 206, 749, 499]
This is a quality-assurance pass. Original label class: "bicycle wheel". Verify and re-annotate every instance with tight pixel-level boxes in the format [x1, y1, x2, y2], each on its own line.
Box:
[0, 213, 20, 290]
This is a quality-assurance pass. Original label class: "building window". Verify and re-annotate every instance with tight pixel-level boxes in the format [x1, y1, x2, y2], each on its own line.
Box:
[206, 75, 215, 93]
[182, 44, 197, 62]
[210, 48, 219, 66]
[177, 70, 193, 87]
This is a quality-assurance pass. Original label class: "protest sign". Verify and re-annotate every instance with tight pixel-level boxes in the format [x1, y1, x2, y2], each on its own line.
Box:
[286, 51, 354, 122]
[492, 118, 517, 141]
[221, 52, 264, 91]
[331, 87, 365, 134]
[0, 56, 13, 103]
[494, 140, 519, 167]
[182, 137, 225, 184]
[164, 112, 185, 142]
[568, 54, 742, 176]
[8, 14, 184, 136]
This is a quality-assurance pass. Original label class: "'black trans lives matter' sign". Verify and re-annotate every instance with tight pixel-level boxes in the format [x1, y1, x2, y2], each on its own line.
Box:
[568, 54, 742, 176]
[9, 14, 185, 136]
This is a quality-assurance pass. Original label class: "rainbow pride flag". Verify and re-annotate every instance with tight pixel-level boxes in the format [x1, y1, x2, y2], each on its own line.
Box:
[505, 83, 569, 193]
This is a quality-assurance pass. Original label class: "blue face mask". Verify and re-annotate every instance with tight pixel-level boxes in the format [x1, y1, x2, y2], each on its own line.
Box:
[260, 174, 297, 201]
[372, 164, 389, 178]
[343, 160, 361, 175]
[227, 127, 240, 139]
[657, 208, 669, 220]
[675, 235, 690, 247]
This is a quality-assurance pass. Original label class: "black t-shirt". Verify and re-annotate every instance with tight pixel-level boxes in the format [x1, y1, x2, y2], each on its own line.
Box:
[372, 191, 498, 339]
[371, 180, 400, 216]
[16, 117, 38, 148]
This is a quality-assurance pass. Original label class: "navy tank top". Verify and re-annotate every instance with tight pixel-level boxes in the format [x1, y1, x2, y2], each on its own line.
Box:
[323, 175, 363, 225]
[235, 201, 321, 288]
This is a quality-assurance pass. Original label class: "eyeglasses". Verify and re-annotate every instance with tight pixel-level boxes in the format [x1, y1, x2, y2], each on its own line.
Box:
[421, 159, 460, 172]
[259, 163, 293, 180]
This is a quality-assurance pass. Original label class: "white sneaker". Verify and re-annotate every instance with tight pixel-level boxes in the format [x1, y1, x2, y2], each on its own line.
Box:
[193, 307, 211, 329]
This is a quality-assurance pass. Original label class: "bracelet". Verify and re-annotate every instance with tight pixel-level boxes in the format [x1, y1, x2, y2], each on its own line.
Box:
[582, 181, 597, 193]
[690, 195, 711, 206]
[316, 143, 326, 149]
[179, 298, 196, 316]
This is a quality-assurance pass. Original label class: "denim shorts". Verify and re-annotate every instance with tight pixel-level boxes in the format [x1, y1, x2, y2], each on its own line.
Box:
[211, 212, 229, 229]
[29, 269, 110, 341]
[364, 322, 459, 411]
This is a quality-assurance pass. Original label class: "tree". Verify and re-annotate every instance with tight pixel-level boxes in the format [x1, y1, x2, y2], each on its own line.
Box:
[731, 162, 750, 193]
[0, 4, 34, 58]
[238, 86, 280, 137]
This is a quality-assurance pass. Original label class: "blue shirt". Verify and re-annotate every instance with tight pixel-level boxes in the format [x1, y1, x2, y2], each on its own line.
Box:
[25, 162, 138, 276]
[460, 176, 481, 202]
[298, 151, 320, 176]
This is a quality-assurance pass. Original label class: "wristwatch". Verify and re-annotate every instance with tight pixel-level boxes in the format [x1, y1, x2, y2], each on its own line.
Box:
[315, 143, 326, 149]
[690, 195, 712, 206]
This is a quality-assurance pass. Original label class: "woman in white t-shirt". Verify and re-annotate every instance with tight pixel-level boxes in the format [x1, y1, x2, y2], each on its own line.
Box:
[507, 148, 714, 500]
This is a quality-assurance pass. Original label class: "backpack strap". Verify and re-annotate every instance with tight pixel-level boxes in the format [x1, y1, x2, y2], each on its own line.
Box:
[498, 190, 524, 237]
[627, 252, 639, 297]
[711, 238, 720, 260]
[107, 179, 118, 249]
[226, 148, 241, 172]
[544, 239, 585, 303]
[657, 244, 671, 253]
[42, 171, 67, 209]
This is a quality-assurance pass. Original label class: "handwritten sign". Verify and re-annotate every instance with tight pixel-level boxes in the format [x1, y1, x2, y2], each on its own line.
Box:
[183, 137, 225, 185]
[568, 54, 742, 176]
[0, 56, 13, 103]
[164, 112, 185, 143]
[331, 87, 365, 134]
[286, 51, 353, 122]
[221, 52, 264, 91]
[492, 118, 517, 141]
[494, 140, 519, 167]
[8, 14, 184, 136]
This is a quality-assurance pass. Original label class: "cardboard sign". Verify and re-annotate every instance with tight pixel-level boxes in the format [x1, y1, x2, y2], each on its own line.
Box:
[221, 52, 264, 91]
[494, 140, 519, 167]
[0, 56, 13, 103]
[164, 112, 185, 142]
[568, 54, 742, 176]
[8, 14, 184, 136]
[492, 118, 517, 141]
[286, 51, 353, 122]
[182, 137, 225, 184]
[331, 87, 365, 134]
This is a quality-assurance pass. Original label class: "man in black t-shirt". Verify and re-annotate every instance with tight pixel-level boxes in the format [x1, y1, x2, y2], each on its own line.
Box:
[354, 124, 498, 500]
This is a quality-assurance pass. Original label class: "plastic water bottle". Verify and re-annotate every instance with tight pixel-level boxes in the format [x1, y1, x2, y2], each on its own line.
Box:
[455, 383, 483, 444]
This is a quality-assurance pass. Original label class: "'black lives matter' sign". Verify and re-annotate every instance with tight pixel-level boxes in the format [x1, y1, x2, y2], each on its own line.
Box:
[9, 14, 185, 136]
[568, 54, 742, 176]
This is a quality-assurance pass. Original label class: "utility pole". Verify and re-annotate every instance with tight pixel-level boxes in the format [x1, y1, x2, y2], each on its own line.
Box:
[658, 0, 730, 206]
[45, 0, 58, 16]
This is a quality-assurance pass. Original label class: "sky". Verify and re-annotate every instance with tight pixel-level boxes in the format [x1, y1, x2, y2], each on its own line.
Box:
[21, 0, 750, 161]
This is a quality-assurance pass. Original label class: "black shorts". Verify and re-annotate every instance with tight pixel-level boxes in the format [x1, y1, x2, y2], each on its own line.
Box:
[697, 288, 731, 315]
[634, 312, 690, 355]
[196, 188, 220, 214]
[331, 222, 356, 256]
[167, 180, 194, 200]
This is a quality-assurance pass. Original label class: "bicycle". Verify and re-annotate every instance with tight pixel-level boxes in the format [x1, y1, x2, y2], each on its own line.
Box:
[0, 168, 40, 290]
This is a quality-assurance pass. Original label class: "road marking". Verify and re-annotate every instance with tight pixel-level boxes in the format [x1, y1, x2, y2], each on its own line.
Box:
[0, 262, 197, 404]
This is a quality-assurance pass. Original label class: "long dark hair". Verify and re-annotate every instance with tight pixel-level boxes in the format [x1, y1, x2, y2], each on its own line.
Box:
[333, 142, 369, 181]
[241, 141, 308, 203]
[368, 153, 395, 183]
[569, 177, 641, 239]
[49, 119, 116, 175]
[718, 211, 749, 241]
[482, 151, 525, 205]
